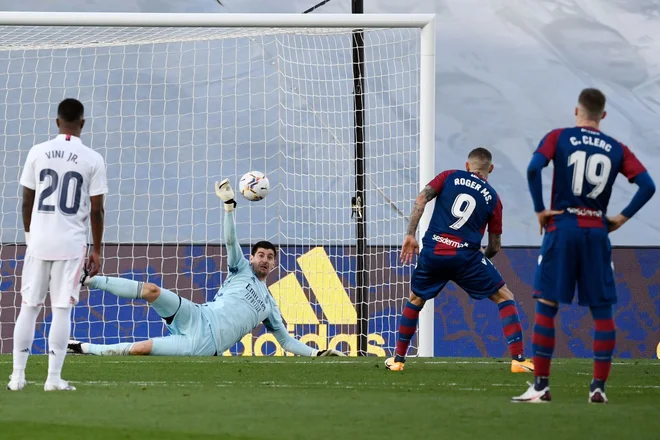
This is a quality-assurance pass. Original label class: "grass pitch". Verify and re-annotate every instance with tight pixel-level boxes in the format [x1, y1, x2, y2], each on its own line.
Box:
[0, 356, 658, 440]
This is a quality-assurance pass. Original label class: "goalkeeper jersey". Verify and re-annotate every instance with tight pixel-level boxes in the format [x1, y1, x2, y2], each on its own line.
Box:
[201, 211, 286, 354]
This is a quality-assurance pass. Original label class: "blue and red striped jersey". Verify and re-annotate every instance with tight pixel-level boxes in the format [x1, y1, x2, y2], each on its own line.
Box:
[421, 169, 503, 255]
[535, 127, 646, 230]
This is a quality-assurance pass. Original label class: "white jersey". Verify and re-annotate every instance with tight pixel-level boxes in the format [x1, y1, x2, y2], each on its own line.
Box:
[19, 134, 108, 260]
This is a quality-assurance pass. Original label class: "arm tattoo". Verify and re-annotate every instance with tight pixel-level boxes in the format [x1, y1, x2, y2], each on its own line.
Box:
[422, 185, 437, 202]
[406, 186, 436, 236]
[484, 234, 501, 259]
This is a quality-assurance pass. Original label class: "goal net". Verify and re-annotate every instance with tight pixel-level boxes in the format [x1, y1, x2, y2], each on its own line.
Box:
[0, 13, 433, 357]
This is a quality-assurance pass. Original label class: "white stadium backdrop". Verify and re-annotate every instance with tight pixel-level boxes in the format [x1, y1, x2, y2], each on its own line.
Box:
[1, 0, 658, 246]
[0, 0, 659, 357]
[0, 12, 436, 356]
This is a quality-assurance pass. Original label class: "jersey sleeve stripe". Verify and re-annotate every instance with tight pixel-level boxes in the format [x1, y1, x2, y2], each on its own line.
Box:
[427, 169, 456, 193]
[620, 144, 647, 182]
[536, 128, 563, 160]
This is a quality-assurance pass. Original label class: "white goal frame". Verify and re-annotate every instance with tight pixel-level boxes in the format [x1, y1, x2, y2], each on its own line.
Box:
[0, 11, 436, 357]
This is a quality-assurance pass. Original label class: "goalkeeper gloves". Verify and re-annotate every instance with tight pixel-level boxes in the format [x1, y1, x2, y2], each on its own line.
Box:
[215, 179, 237, 212]
[314, 349, 346, 357]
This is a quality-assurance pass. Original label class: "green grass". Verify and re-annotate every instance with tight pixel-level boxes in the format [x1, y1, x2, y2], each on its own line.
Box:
[0, 356, 658, 440]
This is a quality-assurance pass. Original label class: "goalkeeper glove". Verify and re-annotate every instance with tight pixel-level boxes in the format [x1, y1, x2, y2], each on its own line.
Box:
[215, 179, 237, 212]
[314, 349, 346, 357]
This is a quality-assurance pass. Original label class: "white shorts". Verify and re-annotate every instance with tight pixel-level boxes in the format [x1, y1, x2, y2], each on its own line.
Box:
[21, 254, 86, 308]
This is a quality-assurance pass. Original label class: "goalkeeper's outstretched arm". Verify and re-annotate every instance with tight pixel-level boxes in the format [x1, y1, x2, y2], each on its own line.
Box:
[268, 326, 345, 357]
[263, 304, 345, 357]
[215, 179, 245, 271]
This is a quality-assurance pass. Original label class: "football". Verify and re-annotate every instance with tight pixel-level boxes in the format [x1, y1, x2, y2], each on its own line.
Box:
[239, 171, 270, 201]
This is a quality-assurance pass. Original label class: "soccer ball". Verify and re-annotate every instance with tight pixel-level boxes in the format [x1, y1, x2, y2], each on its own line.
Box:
[239, 171, 270, 201]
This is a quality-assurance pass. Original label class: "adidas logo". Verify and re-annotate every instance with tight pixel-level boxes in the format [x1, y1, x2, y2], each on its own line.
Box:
[223, 247, 385, 357]
[270, 247, 356, 326]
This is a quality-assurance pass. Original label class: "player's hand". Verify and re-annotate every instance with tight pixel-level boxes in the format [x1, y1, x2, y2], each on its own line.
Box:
[607, 214, 629, 233]
[87, 251, 101, 277]
[215, 179, 236, 212]
[400, 234, 419, 265]
[316, 349, 346, 357]
[536, 209, 564, 235]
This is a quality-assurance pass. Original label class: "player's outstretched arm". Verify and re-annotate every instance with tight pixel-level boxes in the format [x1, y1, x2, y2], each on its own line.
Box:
[264, 303, 345, 356]
[215, 179, 247, 270]
[268, 326, 345, 357]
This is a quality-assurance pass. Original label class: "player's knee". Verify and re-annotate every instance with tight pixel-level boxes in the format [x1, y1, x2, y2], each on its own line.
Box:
[130, 340, 153, 355]
[538, 298, 558, 308]
[141, 283, 161, 302]
[490, 285, 514, 303]
[409, 292, 426, 307]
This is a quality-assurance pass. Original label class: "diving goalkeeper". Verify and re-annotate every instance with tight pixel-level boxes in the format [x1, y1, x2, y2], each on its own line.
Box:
[68, 179, 344, 357]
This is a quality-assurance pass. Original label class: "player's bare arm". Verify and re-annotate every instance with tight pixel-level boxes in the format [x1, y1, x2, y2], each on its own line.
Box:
[88, 194, 105, 277]
[484, 233, 501, 259]
[401, 185, 436, 264]
[606, 214, 629, 233]
[21, 186, 35, 241]
[607, 170, 655, 233]
[535, 209, 564, 235]
[406, 185, 436, 236]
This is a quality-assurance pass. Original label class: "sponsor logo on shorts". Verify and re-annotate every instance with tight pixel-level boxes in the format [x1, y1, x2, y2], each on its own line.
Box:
[432, 234, 469, 249]
[567, 207, 603, 217]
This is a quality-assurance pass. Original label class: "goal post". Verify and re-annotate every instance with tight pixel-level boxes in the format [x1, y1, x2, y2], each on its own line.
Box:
[0, 12, 436, 357]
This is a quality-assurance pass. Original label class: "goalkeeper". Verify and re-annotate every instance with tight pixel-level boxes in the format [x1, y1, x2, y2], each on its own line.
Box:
[69, 179, 344, 358]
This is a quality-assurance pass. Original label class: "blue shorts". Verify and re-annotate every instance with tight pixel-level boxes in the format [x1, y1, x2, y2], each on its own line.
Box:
[151, 294, 217, 356]
[533, 227, 616, 307]
[411, 248, 505, 301]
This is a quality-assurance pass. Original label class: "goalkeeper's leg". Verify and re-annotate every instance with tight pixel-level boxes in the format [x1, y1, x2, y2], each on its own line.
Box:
[82, 275, 181, 320]
[74, 276, 184, 356]
[69, 336, 199, 356]
[73, 277, 215, 356]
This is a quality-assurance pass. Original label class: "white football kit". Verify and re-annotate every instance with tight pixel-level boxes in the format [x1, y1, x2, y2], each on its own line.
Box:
[19, 134, 108, 307]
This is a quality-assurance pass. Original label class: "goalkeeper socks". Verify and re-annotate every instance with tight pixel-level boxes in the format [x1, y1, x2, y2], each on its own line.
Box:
[47, 307, 72, 384]
[11, 305, 41, 381]
[86, 342, 134, 356]
[532, 301, 558, 390]
[497, 300, 525, 360]
[395, 301, 423, 362]
[88, 276, 144, 299]
[591, 305, 616, 389]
